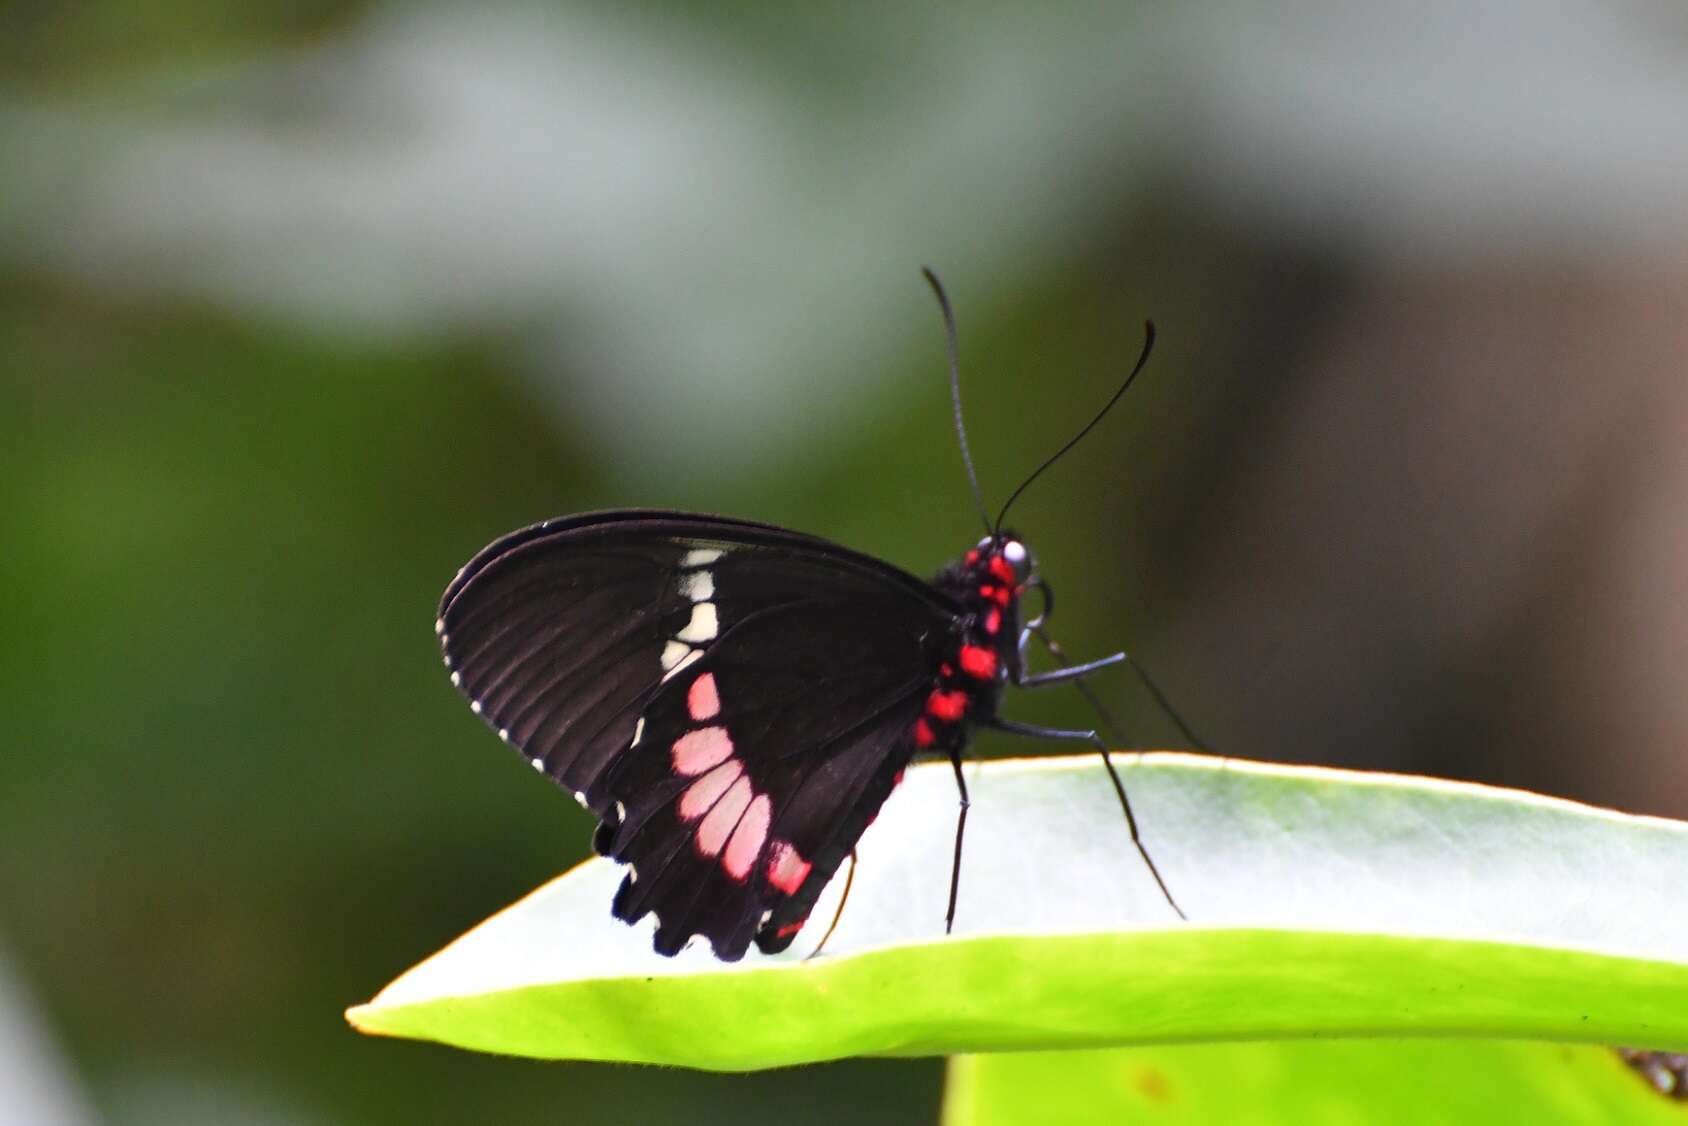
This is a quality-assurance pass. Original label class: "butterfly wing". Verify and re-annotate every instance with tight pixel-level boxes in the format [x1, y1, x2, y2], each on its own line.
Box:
[437, 510, 958, 959]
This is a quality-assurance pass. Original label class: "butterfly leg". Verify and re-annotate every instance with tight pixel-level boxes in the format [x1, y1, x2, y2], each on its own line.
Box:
[1014, 579, 1129, 685]
[1015, 651, 1126, 686]
[945, 750, 970, 934]
[986, 715, 1186, 920]
[804, 848, 857, 962]
[1030, 625, 1212, 753]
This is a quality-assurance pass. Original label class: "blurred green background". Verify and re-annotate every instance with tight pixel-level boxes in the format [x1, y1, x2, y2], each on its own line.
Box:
[6, 3, 1688, 1123]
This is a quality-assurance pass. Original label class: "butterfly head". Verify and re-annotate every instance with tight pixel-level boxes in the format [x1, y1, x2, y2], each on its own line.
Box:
[967, 532, 1036, 587]
[999, 536, 1033, 582]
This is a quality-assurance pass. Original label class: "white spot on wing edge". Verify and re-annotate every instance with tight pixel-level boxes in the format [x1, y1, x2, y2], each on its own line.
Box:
[531, 757, 544, 772]
[678, 569, 714, 601]
[434, 618, 446, 636]
[661, 639, 692, 671]
[675, 602, 718, 642]
[681, 547, 723, 567]
[573, 789, 587, 805]
[498, 728, 510, 742]
[630, 715, 646, 747]
[470, 700, 483, 715]
[449, 671, 461, 687]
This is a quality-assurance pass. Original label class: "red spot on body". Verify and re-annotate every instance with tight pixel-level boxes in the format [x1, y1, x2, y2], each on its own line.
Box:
[984, 607, 1002, 635]
[940, 663, 953, 677]
[964, 549, 980, 566]
[766, 841, 812, 893]
[914, 718, 936, 747]
[979, 583, 996, 600]
[959, 645, 997, 679]
[989, 557, 1016, 584]
[927, 689, 968, 722]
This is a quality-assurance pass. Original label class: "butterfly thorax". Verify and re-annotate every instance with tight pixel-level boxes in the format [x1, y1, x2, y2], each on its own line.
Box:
[914, 535, 1031, 753]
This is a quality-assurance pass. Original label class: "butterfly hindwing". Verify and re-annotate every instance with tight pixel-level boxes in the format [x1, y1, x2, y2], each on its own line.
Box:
[596, 595, 935, 956]
[437, 511, 958, 959]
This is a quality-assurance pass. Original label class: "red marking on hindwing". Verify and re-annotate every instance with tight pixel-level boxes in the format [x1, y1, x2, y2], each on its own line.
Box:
[959, 645, 997, 679]
[696, 775, 753, 858]
[723, 794, 770, 881]
[687, 672, 720, 721]
[774, 918, 806, 939]
[984, 607, 1002, 635]
[679, 760, 742, 820]
[927, 689, 968, 722]
[672, 725, 734, 775]
[766, 841, 812, 894]
[913, 718, 935, 747]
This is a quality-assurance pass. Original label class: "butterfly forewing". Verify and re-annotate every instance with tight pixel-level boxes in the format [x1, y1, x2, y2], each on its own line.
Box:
[437, 511, 959, 959]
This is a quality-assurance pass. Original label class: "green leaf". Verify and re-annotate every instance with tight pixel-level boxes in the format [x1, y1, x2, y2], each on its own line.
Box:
[942, 1041, 1682, 1125]
[347, 753, 1688, 1070]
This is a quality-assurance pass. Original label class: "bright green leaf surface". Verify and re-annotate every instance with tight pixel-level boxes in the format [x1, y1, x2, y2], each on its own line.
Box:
[943, 1040, 1682, 1125]
[348, 754, 1688, 1070]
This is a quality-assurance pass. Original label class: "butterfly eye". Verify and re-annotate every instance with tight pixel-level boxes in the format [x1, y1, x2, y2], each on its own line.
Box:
[1002, 539, 1032, 577]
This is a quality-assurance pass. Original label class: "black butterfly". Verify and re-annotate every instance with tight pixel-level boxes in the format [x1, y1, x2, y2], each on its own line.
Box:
[436, 271, 1193, 960]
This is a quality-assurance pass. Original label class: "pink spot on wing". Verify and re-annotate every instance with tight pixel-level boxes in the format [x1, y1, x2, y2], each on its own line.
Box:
[687, 672, 721, 721]
[679, 760, 742, 821]
[766, 841, 812, 894]
[723, 794, 771, 881]
[696, 775, 753, 858]
[672, 725, 733, 776]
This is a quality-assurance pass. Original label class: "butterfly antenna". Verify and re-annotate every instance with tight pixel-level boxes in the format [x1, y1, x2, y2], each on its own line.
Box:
[995, 321, 1157, 535]
[923, 267, 993, 536]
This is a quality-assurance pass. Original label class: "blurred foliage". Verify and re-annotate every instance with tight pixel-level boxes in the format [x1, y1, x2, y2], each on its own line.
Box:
[0, 1, 363, 85]
[0, 271, 962, 1122]
[9, 1, 1683, 1123]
